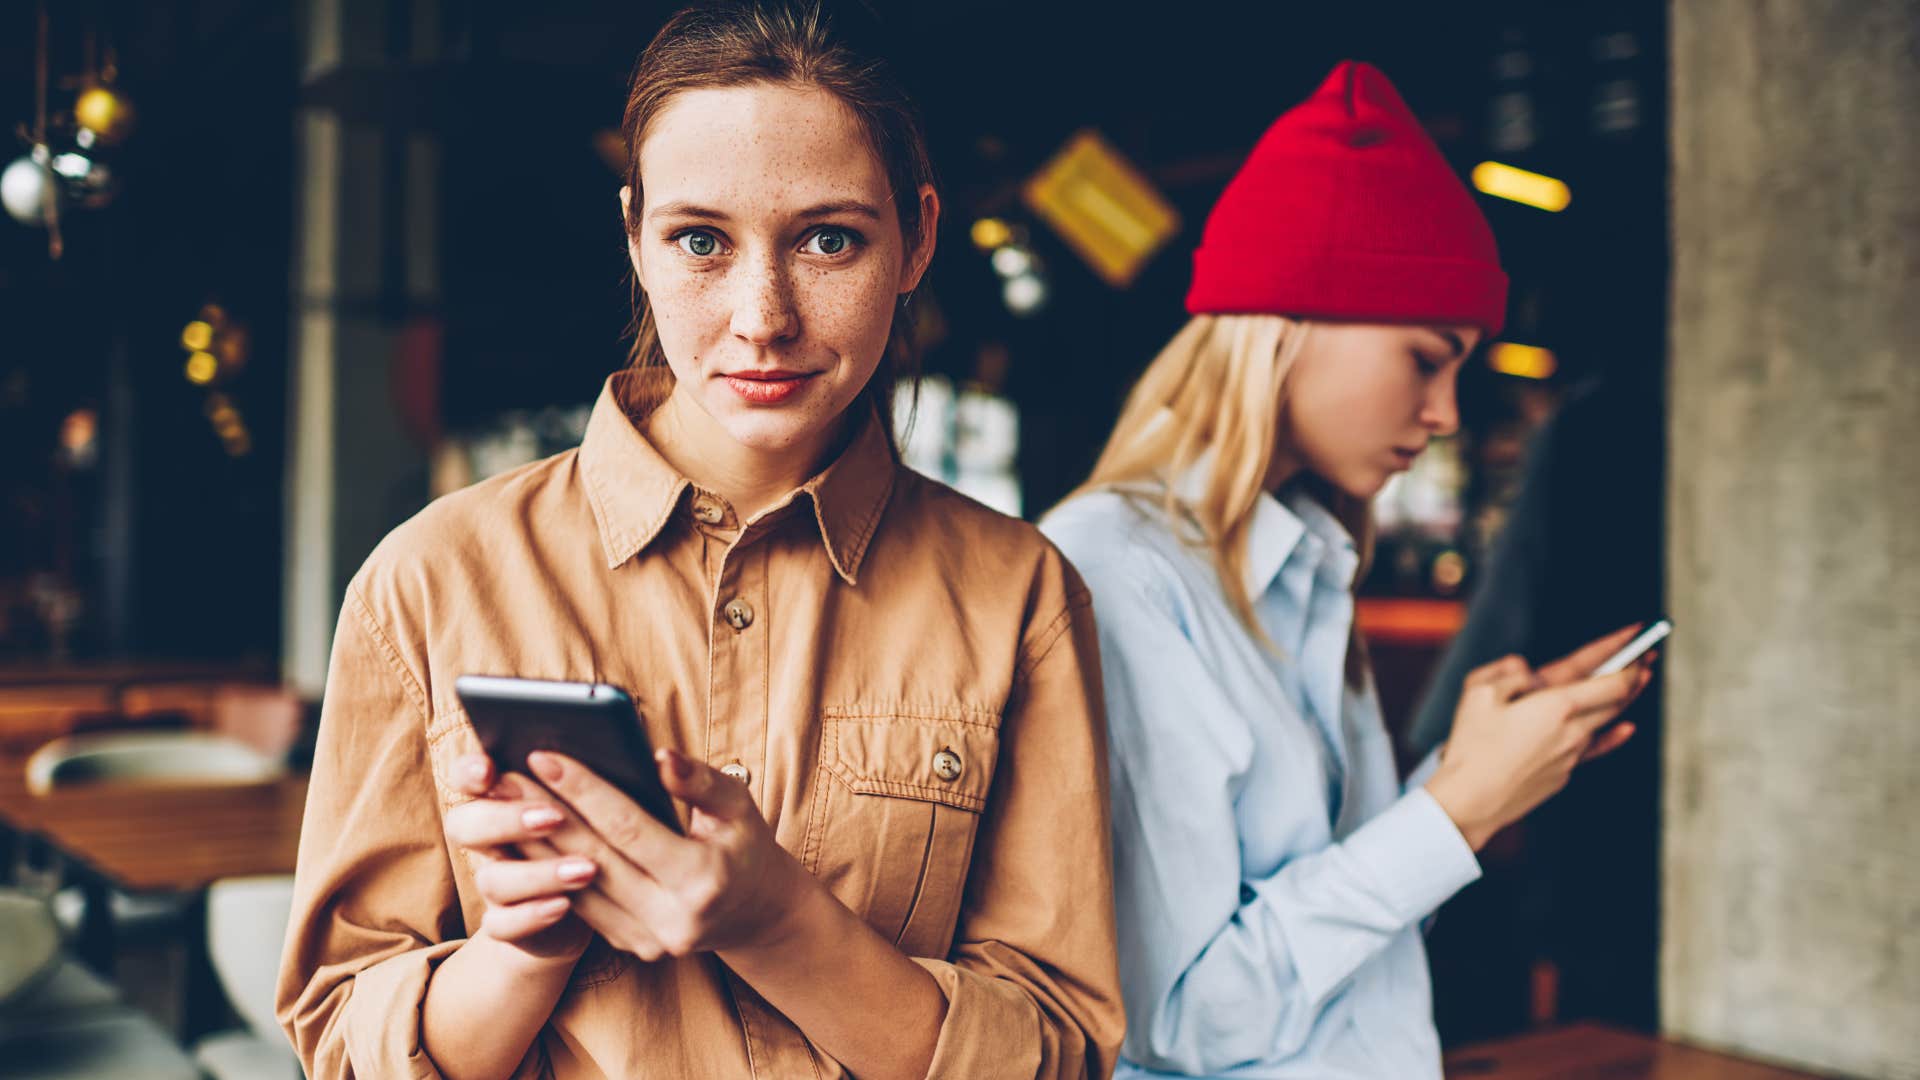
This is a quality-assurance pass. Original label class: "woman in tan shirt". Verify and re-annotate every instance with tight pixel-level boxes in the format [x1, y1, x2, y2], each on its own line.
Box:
[275, 3, 1123, 1077]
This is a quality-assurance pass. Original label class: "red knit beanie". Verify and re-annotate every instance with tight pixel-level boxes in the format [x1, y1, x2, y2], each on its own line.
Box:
[1186, 61, 1508, 337]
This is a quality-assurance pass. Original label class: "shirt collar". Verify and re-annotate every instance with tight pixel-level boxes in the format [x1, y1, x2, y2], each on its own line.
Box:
[1168, 455, 1360, 600]
[577, 369, 896, 584]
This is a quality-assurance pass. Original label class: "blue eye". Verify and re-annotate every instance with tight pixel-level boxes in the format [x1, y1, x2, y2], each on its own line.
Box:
[803, 227, 859, 257]
[674, 230, 719, 257]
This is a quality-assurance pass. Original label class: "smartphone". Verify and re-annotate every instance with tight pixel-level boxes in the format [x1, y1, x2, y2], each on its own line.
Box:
[1591, 618, 1672, 677]
[453, 675, 681, 833]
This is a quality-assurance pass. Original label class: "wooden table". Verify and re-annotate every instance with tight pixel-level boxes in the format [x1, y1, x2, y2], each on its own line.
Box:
[0, 751, 308, 1039]
[0, 752, 307, 893]
[1445, 1024, 1835, 1079]
[0, 658, 274, 688]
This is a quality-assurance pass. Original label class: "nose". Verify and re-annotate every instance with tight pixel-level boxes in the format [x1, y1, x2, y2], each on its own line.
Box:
[729, 254, 799, 346]
[1421, 369, 1461, 437]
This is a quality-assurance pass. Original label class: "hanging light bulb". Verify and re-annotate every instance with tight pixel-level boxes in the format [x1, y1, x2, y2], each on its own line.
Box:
[74, 85, 135, 144]
[1, 148, 61, 227]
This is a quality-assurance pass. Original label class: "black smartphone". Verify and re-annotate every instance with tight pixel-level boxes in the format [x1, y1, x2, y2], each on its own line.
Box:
[453, 675, 681, 833]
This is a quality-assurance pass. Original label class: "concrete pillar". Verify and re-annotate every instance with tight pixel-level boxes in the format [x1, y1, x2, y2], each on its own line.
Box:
[1665, 2, 1920, 1076]
[282, 0, 439, 694]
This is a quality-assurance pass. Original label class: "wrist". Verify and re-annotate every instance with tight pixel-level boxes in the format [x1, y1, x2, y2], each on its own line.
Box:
[478, 925, 591, 974]
[1424, 771, 1495, 852]
[728, 854, 832, 960]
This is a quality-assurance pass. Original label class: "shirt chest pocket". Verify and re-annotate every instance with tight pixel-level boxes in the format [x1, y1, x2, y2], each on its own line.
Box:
[801, 708, 999, 960]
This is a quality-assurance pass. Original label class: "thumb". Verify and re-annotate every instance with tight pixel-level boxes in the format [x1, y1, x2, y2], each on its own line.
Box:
[655, 748, 748, 819]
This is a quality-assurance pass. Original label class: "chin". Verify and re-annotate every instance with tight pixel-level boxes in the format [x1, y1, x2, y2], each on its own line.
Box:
[701, 385, 844, 449]
[1330, 468, 1391, 501]
[710, 410, 821, 452]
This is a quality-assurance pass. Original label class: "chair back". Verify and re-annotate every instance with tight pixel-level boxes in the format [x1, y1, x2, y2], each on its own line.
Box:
[25, 730, 284, 795]
[205, 875, 297, 1041]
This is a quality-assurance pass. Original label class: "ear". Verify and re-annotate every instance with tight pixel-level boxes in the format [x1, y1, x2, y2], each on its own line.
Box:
[899, 183, 940, 295]
[619, 185, 645, 288]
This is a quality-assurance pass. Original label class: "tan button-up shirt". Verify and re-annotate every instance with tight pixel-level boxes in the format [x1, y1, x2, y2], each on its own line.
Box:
[277, 372, 1124, 1079]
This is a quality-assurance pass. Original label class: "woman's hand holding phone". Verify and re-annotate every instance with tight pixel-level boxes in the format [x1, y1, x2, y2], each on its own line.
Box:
[443, 757, 599, 964]
[503, 746, 814, 963]
[1425, 623, 1658, 852]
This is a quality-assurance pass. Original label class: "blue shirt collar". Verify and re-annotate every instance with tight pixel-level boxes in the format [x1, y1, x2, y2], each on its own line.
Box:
[1168, 457, 1361, 602]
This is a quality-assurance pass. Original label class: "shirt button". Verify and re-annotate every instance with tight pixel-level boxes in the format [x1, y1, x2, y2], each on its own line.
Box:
[932, 748, 963, 782]
[720, 762, 750, 784]
[723, 598, 754, 631]
[691, 495, 724, 525]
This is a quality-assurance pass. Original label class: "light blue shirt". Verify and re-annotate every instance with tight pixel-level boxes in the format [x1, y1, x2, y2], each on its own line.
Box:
[1042, 484, 1481, 1079]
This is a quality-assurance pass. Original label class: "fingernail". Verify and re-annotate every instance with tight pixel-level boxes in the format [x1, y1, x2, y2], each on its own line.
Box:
[528, 752, 563, 783]
[523, 806, 564, 830]
[463, 759, 489, 785]
[556, 858, 596, 882]
[662, 748, 693, 780]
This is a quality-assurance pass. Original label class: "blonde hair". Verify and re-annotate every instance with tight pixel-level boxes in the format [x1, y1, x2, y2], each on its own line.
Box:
[1064, 314, 1374, 687]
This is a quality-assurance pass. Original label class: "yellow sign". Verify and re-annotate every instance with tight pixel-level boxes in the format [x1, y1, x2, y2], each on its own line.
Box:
[1022, 130, 1180, 288]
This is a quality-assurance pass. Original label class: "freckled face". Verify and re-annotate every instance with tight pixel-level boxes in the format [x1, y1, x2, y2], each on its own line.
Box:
[1280, 323, 1479, 499]
[628, 84, 929, 453]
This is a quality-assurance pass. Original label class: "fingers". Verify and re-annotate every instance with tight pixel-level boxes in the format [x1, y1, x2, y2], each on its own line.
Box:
[480, 895, 574, 942]
[655, 748, 752, 821]
[452, 753, 495, 797]
[572, 882, 672, 962]
[530, 751, 694, 876]
[474, 855, 598, 906]
[1465, 654, 1534, 692]
[1485, 668, 1537, 704]
[1539, 623, 1644, 686]
[1581, 723, 1637, 763]
[444, 791, 573, 853]
[1559, 664, 1653, 732]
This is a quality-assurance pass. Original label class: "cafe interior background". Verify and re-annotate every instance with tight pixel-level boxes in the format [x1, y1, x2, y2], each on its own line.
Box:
[1, 0, 1914, 1077]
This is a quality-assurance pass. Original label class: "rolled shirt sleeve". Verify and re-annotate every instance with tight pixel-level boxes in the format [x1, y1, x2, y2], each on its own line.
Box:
[276, 582, 479, 1080]
[910, 580, 1126, 1080]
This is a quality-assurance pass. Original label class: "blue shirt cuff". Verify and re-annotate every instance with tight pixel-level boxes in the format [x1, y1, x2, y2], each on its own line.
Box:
[1342, 787, 1482, 925]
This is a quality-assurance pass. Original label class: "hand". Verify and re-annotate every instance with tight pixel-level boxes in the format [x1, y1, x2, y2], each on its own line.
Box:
[1426, 625, 1657, 850]
[444, 755, 598, 963]
[525, 747, 815, 963]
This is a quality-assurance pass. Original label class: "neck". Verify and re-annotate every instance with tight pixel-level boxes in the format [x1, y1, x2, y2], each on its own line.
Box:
[1263, 444, 1303, 494]
[645, 386, 848, 521]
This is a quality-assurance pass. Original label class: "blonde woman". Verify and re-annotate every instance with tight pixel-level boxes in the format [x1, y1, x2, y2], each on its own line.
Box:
[1041, 62, 1656, 1079]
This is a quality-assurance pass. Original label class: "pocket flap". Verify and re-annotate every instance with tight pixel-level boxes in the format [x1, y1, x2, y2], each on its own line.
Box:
[821, 709, 999, 812]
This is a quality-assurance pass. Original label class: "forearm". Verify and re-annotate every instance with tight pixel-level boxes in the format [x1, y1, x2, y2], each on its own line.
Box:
[720, 876, 946, 1080]
[420, 932, 577, 1080]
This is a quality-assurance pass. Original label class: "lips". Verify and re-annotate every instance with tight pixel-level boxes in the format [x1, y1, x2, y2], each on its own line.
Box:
[720, 369, 818, 405]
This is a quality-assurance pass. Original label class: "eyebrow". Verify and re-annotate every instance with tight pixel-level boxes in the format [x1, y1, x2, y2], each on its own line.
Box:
[647, 199, 883, 224]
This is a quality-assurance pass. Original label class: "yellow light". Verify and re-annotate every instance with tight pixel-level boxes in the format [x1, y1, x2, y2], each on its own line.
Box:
[1471, 161, 1571, 212]
[185, 352, 218, 384]
[60, 409, 97, 452]
[180, 320, 214, 352]
[75, 87, 134, 142]
[1023, 129, 1182, 288]
[970, 217, 1013, 251]
[1488, 342, 1558, 380]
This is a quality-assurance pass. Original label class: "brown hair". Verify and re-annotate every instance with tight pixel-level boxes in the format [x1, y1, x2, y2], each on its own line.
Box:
[618, 0, 935, 442]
